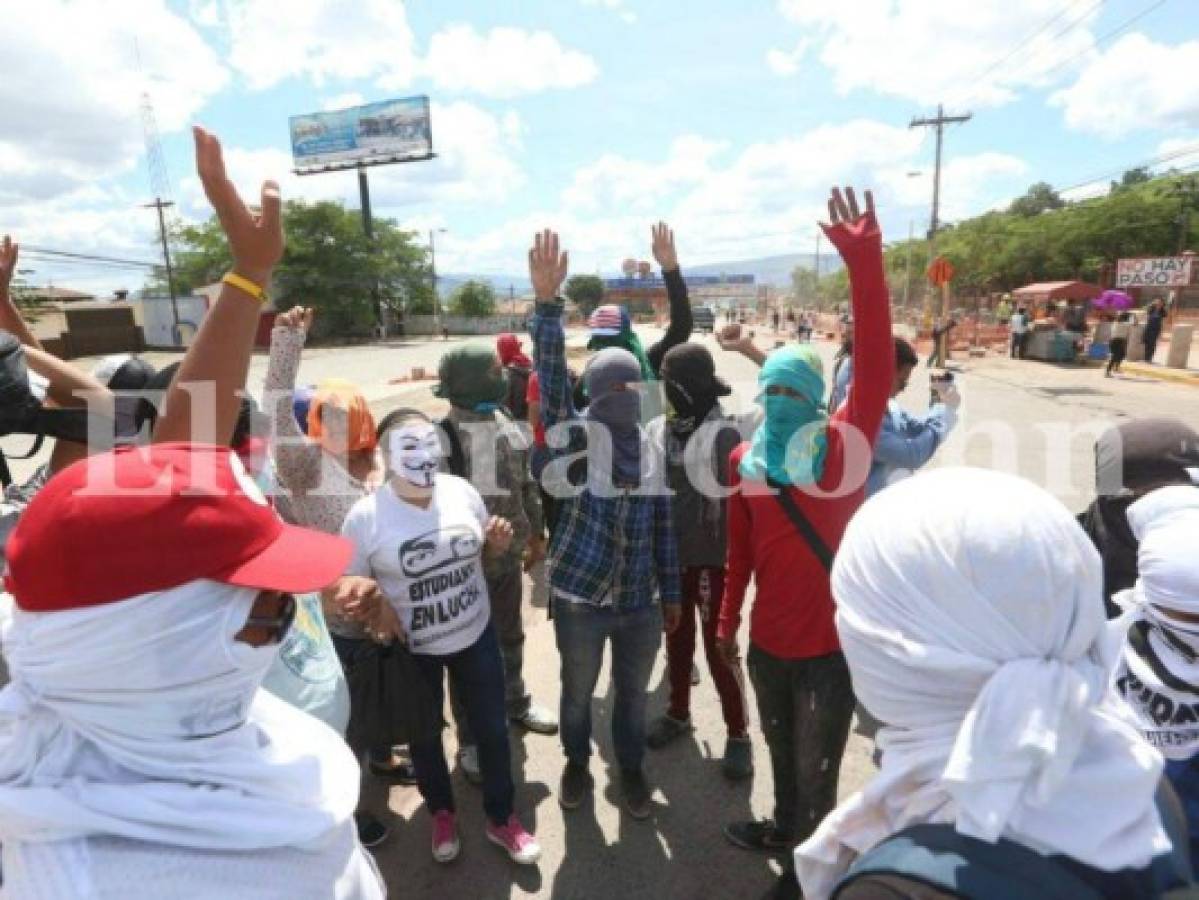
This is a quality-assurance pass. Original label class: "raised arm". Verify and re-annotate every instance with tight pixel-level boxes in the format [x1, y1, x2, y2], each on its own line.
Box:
[153, 126, 283, 445]
[823, 188, 892, 446]
[0, 237, 42, 351]
[646, 222, 692, 374]
[265, 306, 321, 490]
[527, 229, 576, 434]
[23, 346, 114, 473]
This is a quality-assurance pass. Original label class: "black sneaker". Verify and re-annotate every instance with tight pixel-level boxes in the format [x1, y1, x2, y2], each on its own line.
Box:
[355, 812, 390, 849]
[646, 713, 692, 750]
[558, 761, 593, 810]
[621, 768, 652, 820]
[724, 819, 791, 852]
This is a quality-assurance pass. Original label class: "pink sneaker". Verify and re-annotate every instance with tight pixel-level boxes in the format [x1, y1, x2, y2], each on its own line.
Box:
[431, 810, 459, 863]
[486, 815, 541, 865]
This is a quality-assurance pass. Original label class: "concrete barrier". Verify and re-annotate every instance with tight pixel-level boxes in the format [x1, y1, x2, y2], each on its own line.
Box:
[1167, 325, 1194, 369]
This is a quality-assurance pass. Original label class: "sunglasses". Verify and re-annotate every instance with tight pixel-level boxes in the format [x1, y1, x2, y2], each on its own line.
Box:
[244, 592, 298, 645]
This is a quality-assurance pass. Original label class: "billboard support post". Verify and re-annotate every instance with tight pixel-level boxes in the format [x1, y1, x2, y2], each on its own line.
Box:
[290, 95, 436, 339]
[356, 165, 382, 334]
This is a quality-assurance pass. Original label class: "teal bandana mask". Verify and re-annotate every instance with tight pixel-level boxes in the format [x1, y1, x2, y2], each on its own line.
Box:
[739, 346, 828, 486]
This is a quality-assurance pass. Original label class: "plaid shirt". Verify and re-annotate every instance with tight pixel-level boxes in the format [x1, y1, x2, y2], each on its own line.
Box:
[531, 301, 680, 610]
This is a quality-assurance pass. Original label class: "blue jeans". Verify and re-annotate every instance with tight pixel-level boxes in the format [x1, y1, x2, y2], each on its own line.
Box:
[409, 623, 514, 826]
[554, 600, 662, 773]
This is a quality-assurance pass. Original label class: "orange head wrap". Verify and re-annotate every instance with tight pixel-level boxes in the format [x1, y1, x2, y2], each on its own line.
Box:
[307, 378, 377, 454]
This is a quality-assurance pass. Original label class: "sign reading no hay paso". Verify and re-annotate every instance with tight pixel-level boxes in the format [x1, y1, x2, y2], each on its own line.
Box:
[1116, 256, 1194, 289]
[289, 96, 433, 174]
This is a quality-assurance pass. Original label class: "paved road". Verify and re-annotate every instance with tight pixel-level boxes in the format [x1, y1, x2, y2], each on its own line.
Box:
[7, 329, 1198, 899]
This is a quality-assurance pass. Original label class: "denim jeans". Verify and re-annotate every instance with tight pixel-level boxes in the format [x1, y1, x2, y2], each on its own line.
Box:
[453, 557, 530, 746]
[554, 599, 662, 773]
[747, 644, 854, 843]
[409, 623, 515, 826]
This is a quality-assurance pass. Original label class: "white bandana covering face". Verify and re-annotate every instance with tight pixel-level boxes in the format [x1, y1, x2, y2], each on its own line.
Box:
[388, 421, 440, 488]
[0, 580, 359, 851]
[796, 468, 1169, 900]
[1112, 486, 1199, 760]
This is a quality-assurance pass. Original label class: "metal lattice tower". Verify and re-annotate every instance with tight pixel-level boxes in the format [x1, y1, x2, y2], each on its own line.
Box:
[140, 89, 174, 206]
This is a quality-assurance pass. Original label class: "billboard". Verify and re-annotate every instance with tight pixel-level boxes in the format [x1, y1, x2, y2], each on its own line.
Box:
[1116, 256, 1193, 289]
[289, 96, 433, 173]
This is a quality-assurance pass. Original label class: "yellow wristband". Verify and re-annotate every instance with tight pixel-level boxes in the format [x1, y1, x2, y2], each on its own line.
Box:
[222, 271, 268, 303]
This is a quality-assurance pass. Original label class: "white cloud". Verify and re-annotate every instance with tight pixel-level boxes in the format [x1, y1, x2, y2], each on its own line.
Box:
[0, 0, 227, 208]
[449, 120, 1029, 274]
[222, 0, 419, 91]
[322, 92, 367, 111]
[581, 0, 637, 24]
[766, 39, 810, 77]
[776, 0, 1099, 107]
[1050, 34, 1199, 138]
[188, 0, 222, 27]
[1156, 137, 1199, 171]
[412, 25, 599, 99]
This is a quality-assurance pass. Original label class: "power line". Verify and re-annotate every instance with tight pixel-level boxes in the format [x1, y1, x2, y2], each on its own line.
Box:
[963, 0, 1103, 97]
[1035, 0, 1170, 84]
[20, 244, 159, 268]
[1055, 143, 1199, 195]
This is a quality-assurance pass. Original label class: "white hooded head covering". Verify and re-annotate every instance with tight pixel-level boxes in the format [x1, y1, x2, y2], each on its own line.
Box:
[0, 579, 359, 850]
[796, 468, 1169, 899]
[1111, 486, 1199, 761]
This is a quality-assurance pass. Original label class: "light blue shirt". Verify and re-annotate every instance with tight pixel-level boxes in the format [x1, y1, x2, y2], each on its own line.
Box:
[829, 356, 853, 413]
[867, 399, 957, 496]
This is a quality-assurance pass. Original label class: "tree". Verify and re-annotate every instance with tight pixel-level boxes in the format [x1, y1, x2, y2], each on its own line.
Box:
[1008, 182, 1065, 217]
[163, 199, 433, 336]
[447, 279, 497, 317]
[564, 274, 605, 315]
[1110, 167, 1152, 193]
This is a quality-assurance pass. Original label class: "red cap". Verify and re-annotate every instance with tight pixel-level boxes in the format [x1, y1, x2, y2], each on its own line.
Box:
[6, 443, 353, 613]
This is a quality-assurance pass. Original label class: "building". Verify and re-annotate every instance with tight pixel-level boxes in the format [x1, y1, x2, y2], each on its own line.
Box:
[603, 272, 757, 320]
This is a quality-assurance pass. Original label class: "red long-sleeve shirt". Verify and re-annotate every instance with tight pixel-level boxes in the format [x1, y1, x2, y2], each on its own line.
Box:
[717, 214, 892, 660]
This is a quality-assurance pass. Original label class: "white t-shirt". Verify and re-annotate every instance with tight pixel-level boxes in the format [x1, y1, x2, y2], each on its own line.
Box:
[341, 474, 491, 656]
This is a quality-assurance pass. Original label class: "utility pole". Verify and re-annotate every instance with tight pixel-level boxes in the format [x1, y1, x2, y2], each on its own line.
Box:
[910, 103, 971, 360]
[509, 284, 516, 323]
[429, 228, 447, 331]
[142, 197, 179, 344]
[1174, 176, 1199, 254]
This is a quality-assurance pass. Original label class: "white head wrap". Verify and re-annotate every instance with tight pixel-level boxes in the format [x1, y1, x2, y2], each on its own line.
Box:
[0, 580, 359, 850]
[797, 468, 1169, 899]
[1111, 486, 1199, 761]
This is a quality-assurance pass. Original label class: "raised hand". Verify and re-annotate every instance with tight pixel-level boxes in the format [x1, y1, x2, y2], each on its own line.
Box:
[485, 515, 515, 556]
[528, 229, 568, 301]
[0, 235, 18, 296]
[824, 186, 875, 229]
[651, 221, 678, 272]
[716, 323, 753, 354]
[194, 125, 283, 285]
[276, 305, 314, 332]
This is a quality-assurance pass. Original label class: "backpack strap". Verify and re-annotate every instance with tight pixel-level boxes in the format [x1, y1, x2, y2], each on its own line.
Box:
[766, 476, 833, 572]
[437, 417, 467, 479]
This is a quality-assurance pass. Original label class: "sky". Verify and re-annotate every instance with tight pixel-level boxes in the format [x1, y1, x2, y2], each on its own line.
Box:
[2, 0, 1198, 295]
